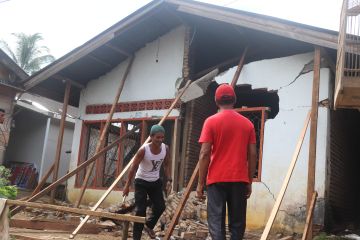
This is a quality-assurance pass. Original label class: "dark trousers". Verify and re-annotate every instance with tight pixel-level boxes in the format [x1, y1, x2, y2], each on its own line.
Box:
[207, 182, 247, 240]
[133, 178, 165, 240]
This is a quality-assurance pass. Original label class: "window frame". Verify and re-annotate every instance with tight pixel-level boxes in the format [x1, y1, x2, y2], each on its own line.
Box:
[234, 107, 268, 182]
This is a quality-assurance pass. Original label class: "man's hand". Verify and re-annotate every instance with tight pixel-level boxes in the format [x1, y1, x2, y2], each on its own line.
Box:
[123, 184, 130, 197]
[196, 184, 206, 201]
[246, 183, 252, 199]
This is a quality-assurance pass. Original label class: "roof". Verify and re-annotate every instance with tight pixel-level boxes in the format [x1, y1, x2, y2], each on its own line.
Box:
[22, 0, 339, 106]
[0, 49, 28, 91]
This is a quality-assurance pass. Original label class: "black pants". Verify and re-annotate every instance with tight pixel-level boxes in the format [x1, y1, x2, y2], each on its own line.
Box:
[133, 178, 165, 240]
[207, 182, 247, 240]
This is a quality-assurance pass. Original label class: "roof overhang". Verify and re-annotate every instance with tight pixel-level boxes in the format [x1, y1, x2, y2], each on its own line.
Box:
[22, 0, 339, 107]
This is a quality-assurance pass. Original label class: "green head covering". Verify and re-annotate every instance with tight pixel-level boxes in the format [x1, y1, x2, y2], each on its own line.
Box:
[150, 124, 165, 136]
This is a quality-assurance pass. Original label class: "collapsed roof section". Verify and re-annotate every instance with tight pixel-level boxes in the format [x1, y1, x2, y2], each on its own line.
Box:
[22, 0, 338, 107]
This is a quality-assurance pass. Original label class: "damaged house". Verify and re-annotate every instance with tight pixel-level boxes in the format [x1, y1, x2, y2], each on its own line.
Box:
[20, 0, 360, 233]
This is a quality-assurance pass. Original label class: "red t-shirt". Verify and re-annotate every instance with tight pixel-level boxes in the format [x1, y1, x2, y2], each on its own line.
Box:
[199, 109, 256, 185]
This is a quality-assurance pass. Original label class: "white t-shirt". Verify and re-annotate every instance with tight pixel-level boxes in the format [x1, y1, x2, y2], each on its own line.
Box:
[135, 143, 166, 182]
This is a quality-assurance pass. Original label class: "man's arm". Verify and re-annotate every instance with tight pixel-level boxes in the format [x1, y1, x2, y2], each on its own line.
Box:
[123, 147, 145, 196]
[196, 142, 211, 199]
[163, 145, 171, 180]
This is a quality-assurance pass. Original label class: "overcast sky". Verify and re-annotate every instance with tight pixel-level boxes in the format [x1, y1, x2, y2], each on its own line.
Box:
[0, 0, 343, 59]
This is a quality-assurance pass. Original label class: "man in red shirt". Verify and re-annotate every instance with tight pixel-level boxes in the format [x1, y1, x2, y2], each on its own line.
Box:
[196, 83, 257, 240]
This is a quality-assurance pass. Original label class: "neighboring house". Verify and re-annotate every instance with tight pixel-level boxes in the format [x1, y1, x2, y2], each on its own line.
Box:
[0, 49, 28, 164]
[20, 0, 360, 233]
[4, 98, 75, 190]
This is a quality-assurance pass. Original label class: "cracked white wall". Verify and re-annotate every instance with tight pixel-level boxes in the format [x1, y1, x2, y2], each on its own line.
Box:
[216, 52, 330, 232]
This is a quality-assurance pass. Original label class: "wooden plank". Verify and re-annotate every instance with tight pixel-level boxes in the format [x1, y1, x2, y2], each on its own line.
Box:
[70, 78, 194, 239]
[231, 47, 248, 87]
[302, 192, 318, 240]
[306, 47, 321, 240]
[75, 56, 134, 207]
[23, 1, 163, 90]
[10, 125, 140, 216]
[7, 199, 145, 223]
[260, 111, 311, 240]
[173, 2, 338, 49]
[50, 81, 71, 203]
[163, 162, 199, 240]
[10, 219, 102, 234]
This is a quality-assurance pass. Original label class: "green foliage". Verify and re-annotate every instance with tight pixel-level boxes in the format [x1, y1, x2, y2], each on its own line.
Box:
[0, 165, 17, 199]
[0, 33, 55, 75]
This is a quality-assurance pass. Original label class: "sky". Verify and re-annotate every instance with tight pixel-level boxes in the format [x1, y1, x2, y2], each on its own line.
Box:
[0, 0, 343, 59]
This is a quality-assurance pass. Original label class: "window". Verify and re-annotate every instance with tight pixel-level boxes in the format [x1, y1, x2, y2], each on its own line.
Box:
[235, 107, 268, 181]
[76, 119, 174, 189]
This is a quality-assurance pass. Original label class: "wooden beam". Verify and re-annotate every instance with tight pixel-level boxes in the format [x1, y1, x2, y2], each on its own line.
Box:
[319, 48, 335, 74]
[260, 111, 311, 240]
[231, 46, 248, 87]
[306, 47, 321, 240]
[23, 0, 163, 90]
[105, 43, 131, 57]
[70, 79, 193, 239]
[75, 56, 134, 208]
[302, 192, 318, 240]
[10, 219, 102, 234]
[10, 124, 140, 216]
[53, 75, 85, 89]
[172, 1, 338, 49]
[163, 162, 199, 240]
[7, 199, 145, 223]
[87, 54, 113, 68]
[50, 81, 71, 203]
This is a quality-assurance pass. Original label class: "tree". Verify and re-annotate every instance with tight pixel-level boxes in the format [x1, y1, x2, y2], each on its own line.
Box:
[0, 33, 55, 75]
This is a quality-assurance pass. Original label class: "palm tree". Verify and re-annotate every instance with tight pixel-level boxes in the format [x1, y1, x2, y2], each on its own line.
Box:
[0, 33, 55, 75]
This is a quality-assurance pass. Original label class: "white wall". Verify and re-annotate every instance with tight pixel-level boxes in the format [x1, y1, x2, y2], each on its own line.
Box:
[67, 26, 185, 204]
[40, 119, 74, 183]
[216, 52, 330, 231]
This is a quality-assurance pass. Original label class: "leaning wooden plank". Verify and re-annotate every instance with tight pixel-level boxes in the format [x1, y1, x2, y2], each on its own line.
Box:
[10, 219, 102, 234]
[7, 199, 145, 223]
[230, 46, 248, 87]
[10, 125, 139, 216]
[260, 111, 311, 240]
[163, 162, 199, 240]
[70, 69, 219, 239]
[75, 56, 134, 207]
[302, 191, 318, 240]
[51, 80, 71, 203]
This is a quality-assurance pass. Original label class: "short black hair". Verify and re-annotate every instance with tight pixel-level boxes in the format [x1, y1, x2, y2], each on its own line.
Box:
[216, 96, 235, 105]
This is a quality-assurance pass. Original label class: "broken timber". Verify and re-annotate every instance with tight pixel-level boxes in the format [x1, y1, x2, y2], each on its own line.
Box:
[7, 199, 145, 223]
[75, 56, 134, 207]
[302, 191, 318, 240]
[10, 124, 140, 216]
[70, 69, 219, 239]
[163, 53, 247, 239]
[260, 111, 311, 240]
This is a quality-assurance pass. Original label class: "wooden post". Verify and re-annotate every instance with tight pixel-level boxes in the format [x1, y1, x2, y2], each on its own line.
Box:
[7, 199, 145, 223]
[70, 79, 193, 239]
[50, 80, 71, 203]
[230, 46, 248, 87]
[302, 192, 318, 240]
[164, 162, 199, 240]
[10, 125, 139, 216]
[306, 47, 321, 240]
[75, 56, 134, 207]
[260, 111, 311, 240]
